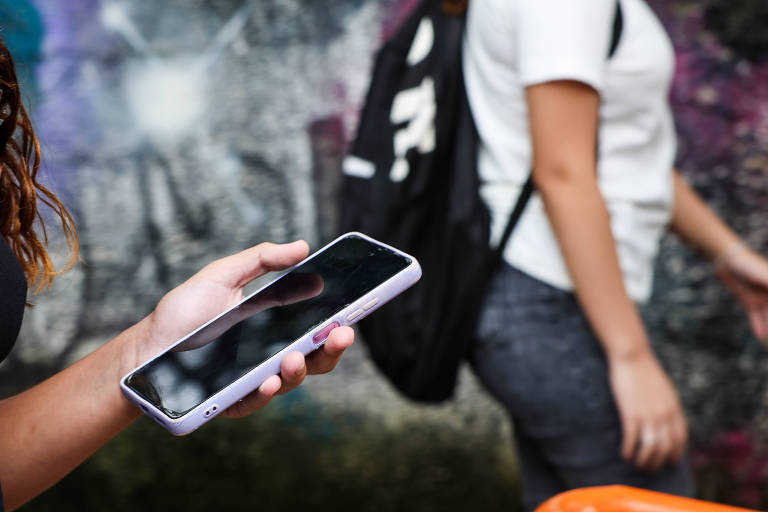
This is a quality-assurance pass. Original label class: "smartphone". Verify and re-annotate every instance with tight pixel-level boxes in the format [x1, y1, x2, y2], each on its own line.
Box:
[120, 232, 421, 435]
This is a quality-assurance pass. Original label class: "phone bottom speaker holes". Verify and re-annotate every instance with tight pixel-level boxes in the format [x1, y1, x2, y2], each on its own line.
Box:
[204, 404, 219, 418]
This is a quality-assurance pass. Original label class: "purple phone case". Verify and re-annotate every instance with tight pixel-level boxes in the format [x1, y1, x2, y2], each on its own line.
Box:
[120, 232, 422, 435]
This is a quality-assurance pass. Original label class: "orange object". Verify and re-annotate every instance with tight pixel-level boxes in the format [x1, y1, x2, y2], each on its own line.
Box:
[534, 485, 760, 512]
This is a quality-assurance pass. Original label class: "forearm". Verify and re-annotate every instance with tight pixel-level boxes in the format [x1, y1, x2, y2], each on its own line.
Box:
[538, 175, 652, 361]
[669, 170, 740, 260]
[0, 319, 149, 510]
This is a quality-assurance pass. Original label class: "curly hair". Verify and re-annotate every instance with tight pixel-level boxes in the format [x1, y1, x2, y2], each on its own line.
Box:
[0, 38, 78, 295]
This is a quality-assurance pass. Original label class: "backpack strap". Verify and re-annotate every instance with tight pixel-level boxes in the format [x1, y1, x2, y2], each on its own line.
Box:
[609, 0, 624, 58]
[493, 0, 624, 261]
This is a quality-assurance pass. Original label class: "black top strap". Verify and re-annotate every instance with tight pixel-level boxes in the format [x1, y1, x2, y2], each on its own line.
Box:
[493, 175, 534, 260]
[0, 236, 26, 363]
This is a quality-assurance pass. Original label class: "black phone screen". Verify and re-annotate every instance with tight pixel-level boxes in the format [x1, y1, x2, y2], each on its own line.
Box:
[125, 235, 411, 418]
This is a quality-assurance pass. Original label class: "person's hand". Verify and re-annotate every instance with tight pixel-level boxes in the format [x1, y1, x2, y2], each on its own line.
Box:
[136, 240, 354, 418]
[172, 271, 325, 352]
[714, 242, 768, 343]
[217, 325, 353, 419]
[609, 350, 688, 472]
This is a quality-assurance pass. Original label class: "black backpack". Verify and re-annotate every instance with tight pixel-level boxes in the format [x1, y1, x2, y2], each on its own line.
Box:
[340, 0, 623, 403]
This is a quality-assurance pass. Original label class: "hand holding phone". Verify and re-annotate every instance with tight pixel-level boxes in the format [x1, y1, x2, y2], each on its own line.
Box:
[121, 233, 421, 435]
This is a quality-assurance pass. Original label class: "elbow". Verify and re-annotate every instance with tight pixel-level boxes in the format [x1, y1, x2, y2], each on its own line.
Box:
[532, 162, 597, 200]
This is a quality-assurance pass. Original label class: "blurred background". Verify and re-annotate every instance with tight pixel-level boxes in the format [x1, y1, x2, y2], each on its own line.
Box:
[1, 0, 768, 510]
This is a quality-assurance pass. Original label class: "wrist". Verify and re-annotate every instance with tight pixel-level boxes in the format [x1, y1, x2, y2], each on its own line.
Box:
[603, 336, 655, 365]
[713, 238, 747, 268]
[64, 320, 152, 424]
[112, 316, 155, 387]
[114, 319, 157, 419]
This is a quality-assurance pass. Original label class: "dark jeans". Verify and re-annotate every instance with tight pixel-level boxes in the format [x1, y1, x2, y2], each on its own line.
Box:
[471, 263, 693, 512]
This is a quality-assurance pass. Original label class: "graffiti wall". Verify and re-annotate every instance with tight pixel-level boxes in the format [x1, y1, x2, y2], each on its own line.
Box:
[647, 1, 768, 507]
[1, 0, 768, 510]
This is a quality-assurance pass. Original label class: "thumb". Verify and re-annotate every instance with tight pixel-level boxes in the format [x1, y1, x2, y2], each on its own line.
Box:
[202, 240, 310, 289]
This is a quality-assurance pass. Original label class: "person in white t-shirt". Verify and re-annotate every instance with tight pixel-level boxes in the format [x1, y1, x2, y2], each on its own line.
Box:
[463, 0, 768, 509]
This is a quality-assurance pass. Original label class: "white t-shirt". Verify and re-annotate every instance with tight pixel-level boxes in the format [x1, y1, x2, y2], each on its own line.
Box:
[463, 0, 676, 302]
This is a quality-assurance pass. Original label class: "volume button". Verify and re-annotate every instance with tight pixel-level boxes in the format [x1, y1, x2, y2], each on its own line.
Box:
[346, 309, 364, 322]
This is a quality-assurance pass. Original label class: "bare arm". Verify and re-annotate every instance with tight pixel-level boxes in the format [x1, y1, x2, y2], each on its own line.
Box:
[669, 171, 739, 259]
[670, 171, 768, 341]
[0, 241, 354, 510]
[0, 321, 150, 510]
[526, 80, 686, 470]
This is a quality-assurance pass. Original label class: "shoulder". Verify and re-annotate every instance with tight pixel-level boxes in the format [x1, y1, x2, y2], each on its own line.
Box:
[467, 0, 619, 49]
[514, 0, 617, 35]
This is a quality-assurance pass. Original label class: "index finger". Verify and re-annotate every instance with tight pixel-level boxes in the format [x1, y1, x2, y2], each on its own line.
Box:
[306, 326, 355, 375]
[621, 415, 640, 462]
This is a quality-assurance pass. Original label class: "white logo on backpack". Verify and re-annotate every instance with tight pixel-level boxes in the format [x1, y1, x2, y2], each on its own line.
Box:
[388, 17, 436, 183]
